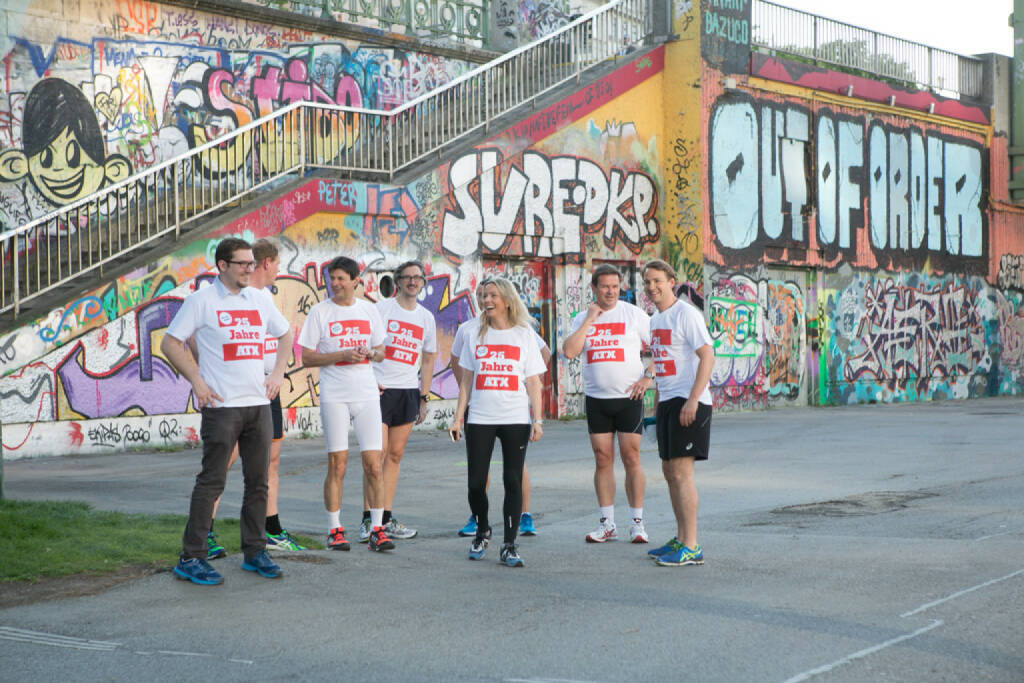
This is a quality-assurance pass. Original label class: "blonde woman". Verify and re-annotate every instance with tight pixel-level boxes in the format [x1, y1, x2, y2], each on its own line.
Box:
[450, 277, 545, 567]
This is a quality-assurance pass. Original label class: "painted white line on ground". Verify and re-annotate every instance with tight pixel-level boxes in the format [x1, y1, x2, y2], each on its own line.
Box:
[0, 627, 120, 651]
[781, 619, 944, 683]
[0, 626, 253, 664]
[974, 529, 1014, 541]
[900, 568, 1024, 618]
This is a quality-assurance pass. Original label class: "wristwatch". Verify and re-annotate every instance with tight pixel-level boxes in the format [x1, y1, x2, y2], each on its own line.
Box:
[420, 394, 429, 402]
[643, 367, 655, 380]
[533, 419, 544, 426]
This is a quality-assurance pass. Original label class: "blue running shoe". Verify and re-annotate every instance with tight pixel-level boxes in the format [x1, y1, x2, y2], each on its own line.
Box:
[458, 515, 478, 537]
[241, 549, 283, 578]
[518, 512, 537, 536]
[647, 537, 679, 560]
[206, 532, 226, 560]
[655, 542, 704, 567]
[173, 556, 224, 585]
[468, 536, 488, 560]
[499, 543, 524, 568]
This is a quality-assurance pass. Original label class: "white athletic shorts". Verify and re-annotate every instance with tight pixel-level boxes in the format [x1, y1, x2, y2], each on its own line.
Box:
[320, 400, 383, 453]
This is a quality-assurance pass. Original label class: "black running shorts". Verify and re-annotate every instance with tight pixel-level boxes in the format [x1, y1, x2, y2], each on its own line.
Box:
[655, 396, 712, 461]
[380, 388, 420, 427]
[585, 396, 644, 435]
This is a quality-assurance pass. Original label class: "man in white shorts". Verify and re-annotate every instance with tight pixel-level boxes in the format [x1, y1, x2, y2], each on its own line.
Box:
[563, 263, 653, 544]
[298, 256, 393, 552]
[162, 237, 293, 585]
[357, 260, 437, 542]
[449, 282, 549, 538]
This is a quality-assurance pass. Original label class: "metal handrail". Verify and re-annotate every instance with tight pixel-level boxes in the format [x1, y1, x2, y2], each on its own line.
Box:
[0, 0, 652, 318]
[751, 0, 984, 99]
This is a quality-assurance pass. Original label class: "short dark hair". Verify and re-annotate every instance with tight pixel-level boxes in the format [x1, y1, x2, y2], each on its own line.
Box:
[642, 259, 677, 281]
[395, 260, 425, 279]
[24, 79, 105, 162]
[215, 238, 252, 269]
[252, 238, 279, 263]
[591, 263, 623, 286]
[327, 255, 360, 280]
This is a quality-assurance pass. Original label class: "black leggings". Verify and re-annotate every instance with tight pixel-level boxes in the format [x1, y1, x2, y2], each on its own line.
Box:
[465, 423, 530, 544]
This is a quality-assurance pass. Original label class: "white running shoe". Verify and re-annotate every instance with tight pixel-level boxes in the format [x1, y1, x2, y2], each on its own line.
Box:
[585, 519, 617, 543]
[384, 518, 418, 539]
[358, 518, 372, 543]
[628, 519, 649, 543]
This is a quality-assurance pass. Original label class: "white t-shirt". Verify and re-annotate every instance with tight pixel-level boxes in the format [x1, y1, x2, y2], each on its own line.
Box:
[298, 298, 385, 403]
[569, 301, 650, 399]
[649, 299, 714, 405]
[166, 277, 289, 408]
[458, 324, 546, 424]
[372, 297, 438, 389]
[259, 288, 285, 376]
[453, 318, 548, 360]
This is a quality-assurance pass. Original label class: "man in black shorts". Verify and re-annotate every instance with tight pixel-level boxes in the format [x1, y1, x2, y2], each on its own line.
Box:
[642, 259, 714, 567]
[563, 264, 654, 544]
[361, 260, 438, 542]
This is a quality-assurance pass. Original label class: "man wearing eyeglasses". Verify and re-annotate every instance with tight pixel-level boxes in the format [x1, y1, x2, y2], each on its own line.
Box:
[161, 237, 294, 585]
[359, 260, 438, 542]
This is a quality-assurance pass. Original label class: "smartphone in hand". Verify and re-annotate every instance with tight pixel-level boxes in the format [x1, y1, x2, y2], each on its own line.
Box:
[449, 427, 460, 442]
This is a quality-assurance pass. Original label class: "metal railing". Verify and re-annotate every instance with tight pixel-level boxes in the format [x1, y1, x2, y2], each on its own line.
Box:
[751, 0, 984, 99]
[0, 0, 652, 318]
[252, 0, 489, 45]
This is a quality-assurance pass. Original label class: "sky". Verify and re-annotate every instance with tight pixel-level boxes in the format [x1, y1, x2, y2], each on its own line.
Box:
[776, 0, 1014, 57]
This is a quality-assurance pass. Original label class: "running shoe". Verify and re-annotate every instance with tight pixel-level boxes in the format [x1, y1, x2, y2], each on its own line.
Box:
[384, 517, 418, 539]
[206, 532, 227, 560]
[327, 526, 351, 551]
[174, 556, 224, 585]
[266, 529, 306, 551]
[628, 519, 649, 544]
[518, 512, 537, 536]
[359, 518, 372, 543]
[468, 536, 488, 560]
[647, 537, 678, 559]
[241, 549, 283, 579]
[655, 542, 704, 567]
[458, 515, 478, 537]
[368, 526, 395, 552]
[499, 543, 524, 568]
[585, 519, 617, 543]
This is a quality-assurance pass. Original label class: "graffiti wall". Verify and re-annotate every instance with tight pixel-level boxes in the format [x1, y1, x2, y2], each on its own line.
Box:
[0, 45, 666, 457]
[702, 55, 1024, 408]
[0, 0, 472, 229]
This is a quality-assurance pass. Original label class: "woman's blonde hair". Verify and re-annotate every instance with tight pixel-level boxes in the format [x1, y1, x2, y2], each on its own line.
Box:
[476, 276, 531, 340]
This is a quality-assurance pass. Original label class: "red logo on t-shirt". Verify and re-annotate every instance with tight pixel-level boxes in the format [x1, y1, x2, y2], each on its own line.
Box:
[475, 345, 520, 361]
[654, 359, 677, 377]
[264, 337, 278, 354]
[587, 322, 625, 337]
[329, 320, 371, 337]
[387, 320, 423, 340]
[652, 328, 672, 346]
[218, 310, 261, 327]
[385, 346, 418, 365]
[587, 348, 625, 363]
[475, 374, 519, 391]
[224, 342, 264, 361]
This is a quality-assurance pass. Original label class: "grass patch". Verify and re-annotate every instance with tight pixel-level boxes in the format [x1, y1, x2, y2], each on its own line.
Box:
[0, 500, 321, 583]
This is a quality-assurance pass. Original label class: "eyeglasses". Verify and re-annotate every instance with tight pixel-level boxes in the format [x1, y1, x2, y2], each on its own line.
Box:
[398, 275, 425, 282]
[228, 260, 257, 271]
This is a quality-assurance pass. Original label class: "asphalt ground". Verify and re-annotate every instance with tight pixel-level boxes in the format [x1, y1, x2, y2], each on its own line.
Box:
[2, 397, 1023, 682]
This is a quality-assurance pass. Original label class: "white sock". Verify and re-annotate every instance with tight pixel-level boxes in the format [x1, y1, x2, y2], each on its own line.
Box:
[370, 508, 384, 528]
[629, 507, 643, 522]
[599, 505, 615, 527]
[327, 509, 341, 530]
